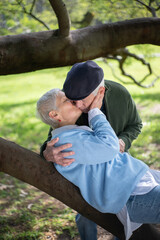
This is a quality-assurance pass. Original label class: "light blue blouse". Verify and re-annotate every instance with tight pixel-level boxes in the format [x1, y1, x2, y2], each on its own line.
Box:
[52, 109, 149, 214]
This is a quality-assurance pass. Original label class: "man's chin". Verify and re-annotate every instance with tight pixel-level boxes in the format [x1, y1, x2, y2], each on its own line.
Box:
[82, 108, 89, 113]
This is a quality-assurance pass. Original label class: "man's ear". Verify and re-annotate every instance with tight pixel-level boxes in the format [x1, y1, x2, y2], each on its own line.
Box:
[49, 110, 58, 120]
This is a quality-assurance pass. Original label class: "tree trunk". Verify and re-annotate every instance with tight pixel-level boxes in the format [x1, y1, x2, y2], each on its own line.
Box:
[0, 18, 159, 75]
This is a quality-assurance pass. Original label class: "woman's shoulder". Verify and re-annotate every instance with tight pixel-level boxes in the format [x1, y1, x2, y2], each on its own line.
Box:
[52, 127, 92, 146]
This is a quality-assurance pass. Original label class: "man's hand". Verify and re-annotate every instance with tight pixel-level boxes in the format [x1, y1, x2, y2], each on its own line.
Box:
[119, 139, 125, 153]
[43, 138, 75, 166]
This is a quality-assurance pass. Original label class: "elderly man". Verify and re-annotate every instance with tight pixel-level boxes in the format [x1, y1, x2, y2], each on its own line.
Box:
[40, 61, 143, 240]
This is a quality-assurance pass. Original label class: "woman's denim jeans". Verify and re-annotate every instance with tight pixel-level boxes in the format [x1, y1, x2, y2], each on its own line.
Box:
[76, 185, 160, 240]
[126, 185, 160, 223]
[76, 214, 97, 240]
[75, 213, 119, 240]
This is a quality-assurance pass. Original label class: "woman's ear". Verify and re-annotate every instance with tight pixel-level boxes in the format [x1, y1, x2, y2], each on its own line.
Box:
[49, 110, 58, 120]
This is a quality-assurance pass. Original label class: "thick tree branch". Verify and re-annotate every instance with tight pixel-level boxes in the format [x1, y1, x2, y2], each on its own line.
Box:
[1, 138, 160, 239]
[0, 18, 159, 75]
[49, 0, 70, 36]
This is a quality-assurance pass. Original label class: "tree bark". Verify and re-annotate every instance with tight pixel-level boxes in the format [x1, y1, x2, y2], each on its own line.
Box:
[0, 18, 159, 75]
[49, 0, 70, 36]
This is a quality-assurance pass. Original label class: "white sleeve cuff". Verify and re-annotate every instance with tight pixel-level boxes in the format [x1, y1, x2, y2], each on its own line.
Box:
[88, 108, 104, 123]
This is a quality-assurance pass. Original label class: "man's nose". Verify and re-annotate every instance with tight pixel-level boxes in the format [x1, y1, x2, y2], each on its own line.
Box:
[75, 100, 83, 108]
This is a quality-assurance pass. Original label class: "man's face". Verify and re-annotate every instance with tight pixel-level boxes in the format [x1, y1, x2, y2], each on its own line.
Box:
[71, 93, 95, 113]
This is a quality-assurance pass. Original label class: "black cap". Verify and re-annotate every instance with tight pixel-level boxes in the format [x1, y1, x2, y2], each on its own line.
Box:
[63, 60, 104, 100]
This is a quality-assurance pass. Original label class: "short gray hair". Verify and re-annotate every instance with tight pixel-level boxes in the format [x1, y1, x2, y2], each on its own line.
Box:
[36, 88, 60, 129]
[92, 78, 104, 96]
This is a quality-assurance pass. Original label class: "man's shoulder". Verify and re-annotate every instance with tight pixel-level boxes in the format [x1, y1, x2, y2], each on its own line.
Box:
[104, 80, 130, 96]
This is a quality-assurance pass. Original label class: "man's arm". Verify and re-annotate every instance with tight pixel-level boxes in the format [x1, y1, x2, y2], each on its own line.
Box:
[118, 97, 143, 151]
[104, 80, 143, 153]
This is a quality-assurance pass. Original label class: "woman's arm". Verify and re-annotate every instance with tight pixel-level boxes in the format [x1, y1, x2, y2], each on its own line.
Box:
[54, 109, 119, 165]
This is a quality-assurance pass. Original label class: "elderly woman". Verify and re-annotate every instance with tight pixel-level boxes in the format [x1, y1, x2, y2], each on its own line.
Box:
[37, 88, 160, 240]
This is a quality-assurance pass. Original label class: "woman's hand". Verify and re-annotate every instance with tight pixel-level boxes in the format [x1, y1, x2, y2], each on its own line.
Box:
[119, 139, 125, 153]
[90, 87, 105, 110]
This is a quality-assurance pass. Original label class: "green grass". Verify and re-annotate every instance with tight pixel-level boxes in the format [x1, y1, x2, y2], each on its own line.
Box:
[0, 173, 78, 240]
[0, 52, 160, 239]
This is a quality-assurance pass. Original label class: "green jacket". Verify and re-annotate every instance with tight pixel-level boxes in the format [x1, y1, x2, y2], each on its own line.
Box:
[40, 80, 142, 155]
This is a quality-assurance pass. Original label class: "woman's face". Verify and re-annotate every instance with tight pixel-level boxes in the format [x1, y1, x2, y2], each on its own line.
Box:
[56, 91, 82, 125]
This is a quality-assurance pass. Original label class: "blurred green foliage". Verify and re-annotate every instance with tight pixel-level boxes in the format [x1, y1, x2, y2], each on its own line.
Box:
[89, 0, 160, 22]
[0, 0, 160, 35]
